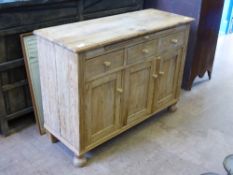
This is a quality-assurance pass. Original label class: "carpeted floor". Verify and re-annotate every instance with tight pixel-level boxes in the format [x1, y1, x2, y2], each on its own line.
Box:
[0, 34, 233, 175]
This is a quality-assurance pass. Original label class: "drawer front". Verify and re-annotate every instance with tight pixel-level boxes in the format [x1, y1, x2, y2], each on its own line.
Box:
[127, 39, 158, 65]
[85, 50, 124, 80]
[159, 31, 185, 52]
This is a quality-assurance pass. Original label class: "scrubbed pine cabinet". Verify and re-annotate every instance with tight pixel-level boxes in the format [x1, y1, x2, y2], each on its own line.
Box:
[34, 9, 193, 167]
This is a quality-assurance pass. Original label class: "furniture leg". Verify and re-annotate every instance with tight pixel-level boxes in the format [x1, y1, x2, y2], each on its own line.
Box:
[168, 104, 177, 112]
[48, 132, 58, 143]
[73, 155, 87, 167]
[186, 74, 196, 91]
[0, 118, 9, 136]
[207, 70, 212, 80]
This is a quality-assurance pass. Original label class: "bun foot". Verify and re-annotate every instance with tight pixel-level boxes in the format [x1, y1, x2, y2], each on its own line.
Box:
[73, 155, 87, 167]
[168, 104, 177, 112]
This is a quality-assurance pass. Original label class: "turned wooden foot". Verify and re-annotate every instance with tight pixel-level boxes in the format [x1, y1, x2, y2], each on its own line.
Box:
[168, 104, 177, 112]
[48, 133, 58, 143]
[73, 155, 87, 167]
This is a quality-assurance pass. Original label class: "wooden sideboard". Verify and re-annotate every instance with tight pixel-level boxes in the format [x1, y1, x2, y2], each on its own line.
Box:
[34, 9, 192, 167]
[145, 0, 224, 90]
[0, 0, 144, 136]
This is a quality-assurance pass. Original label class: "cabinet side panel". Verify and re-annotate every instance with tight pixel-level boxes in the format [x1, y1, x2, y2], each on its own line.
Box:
[37, 37, 60, 134]
[54, 45, 80, 152]
[37, 37, 80, 153]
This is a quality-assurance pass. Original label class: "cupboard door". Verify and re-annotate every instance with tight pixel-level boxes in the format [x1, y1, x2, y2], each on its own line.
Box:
[153, 50, 182, 111]
[123, 61, 154, 125]
[84, 72, 122, 146]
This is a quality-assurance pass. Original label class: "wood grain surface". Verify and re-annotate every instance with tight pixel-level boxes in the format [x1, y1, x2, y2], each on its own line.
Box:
[34, 9, 193, 52]
[36, 9, 192, 166]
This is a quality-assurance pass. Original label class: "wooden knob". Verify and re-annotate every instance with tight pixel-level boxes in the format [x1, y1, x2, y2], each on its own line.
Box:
[142, 49, 149, 54]
[117, 88, 123, 93]
[159, 71, 165, 76]
[103, 61, 111, 67]
[171, 39, 178, 44]
[144, 36, 150, 40]
[152, 74, 158, 79]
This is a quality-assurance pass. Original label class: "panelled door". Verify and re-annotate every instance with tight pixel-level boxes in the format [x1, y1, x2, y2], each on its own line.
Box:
[84, 72, 123, 146]
[153, 49, 182, 111]
[123, 61, 155, 125]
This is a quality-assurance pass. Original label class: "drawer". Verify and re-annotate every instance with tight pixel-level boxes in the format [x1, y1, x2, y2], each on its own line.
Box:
[159, 31, 185, 52]
[85, 50, 124, 80]
[127, 39, 158, 65]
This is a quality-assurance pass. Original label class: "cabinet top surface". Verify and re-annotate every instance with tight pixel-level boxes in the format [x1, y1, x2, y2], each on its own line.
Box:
[34, 9, 193, 53]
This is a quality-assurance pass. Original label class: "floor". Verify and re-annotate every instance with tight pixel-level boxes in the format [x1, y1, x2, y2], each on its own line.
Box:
[1, 34, 233, 175]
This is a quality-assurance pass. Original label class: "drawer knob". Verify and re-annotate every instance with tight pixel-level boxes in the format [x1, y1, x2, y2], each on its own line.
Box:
[159, 71, 165, 76]
[144, 36, 150, 40]
[103, 61, 111, 67]
[142, 49, 149, 54]
[171, 39, 178, 44]
[152, 74, 158, 79]
[117, 88, 123, 93]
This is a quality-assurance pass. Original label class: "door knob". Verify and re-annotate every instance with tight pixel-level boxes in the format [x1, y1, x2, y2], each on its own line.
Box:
[144, 36, 150, 40]
[159, 71, 165, 76]
[171, 39, 178, 44]
[103, 61, 111, 67]
[142, 49, 149, 54]
[152, 74, 158, 79]
[117, 88, 123, 93]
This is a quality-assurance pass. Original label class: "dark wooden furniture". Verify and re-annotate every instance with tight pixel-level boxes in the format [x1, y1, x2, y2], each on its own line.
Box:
[145, 0, 224, 90]
[0, 0, 144, 136]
